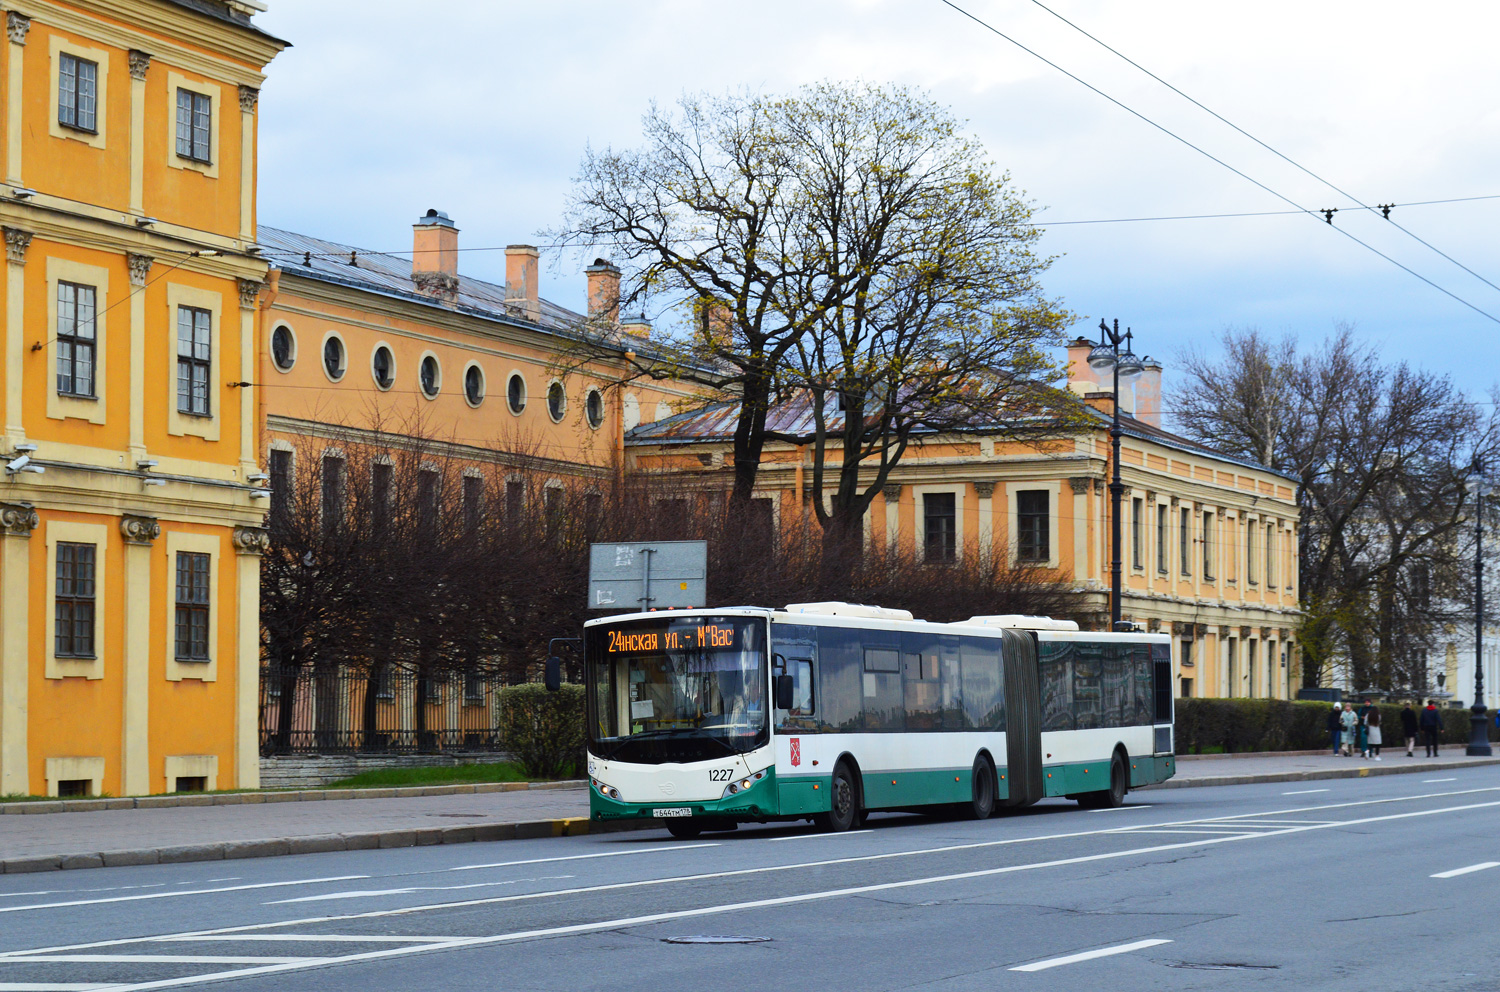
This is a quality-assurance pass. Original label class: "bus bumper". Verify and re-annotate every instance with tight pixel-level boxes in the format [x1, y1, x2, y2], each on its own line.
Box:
[590, 767, 781, 822]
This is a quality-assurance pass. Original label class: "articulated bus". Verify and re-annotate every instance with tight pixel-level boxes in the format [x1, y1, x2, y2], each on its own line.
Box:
[583, 602, 1176, 837]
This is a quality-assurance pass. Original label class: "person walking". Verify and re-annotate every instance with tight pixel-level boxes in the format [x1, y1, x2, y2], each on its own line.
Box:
[1340, 703, 1359, 757]
[1355, 699, 1373, 758]
[1400, 702, 1419, 757]
[1327, 702, 1344, 756]
[1365, 705, 1383, 760]
[1420, 700, 1442, 758]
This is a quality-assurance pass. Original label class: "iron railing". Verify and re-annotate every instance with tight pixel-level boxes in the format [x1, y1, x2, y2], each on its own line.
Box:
[259, 664, 512, 755]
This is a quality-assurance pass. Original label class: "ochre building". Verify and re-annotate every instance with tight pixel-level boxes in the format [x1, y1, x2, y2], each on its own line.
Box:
[0, 0, 284, 797]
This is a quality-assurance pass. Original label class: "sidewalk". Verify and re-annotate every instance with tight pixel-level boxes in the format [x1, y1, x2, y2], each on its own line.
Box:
[2, 748, 1497, 873]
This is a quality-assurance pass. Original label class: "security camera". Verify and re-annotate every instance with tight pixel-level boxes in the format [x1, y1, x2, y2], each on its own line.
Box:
[249, 488, 272, 500]
[6, 454, 29, 473]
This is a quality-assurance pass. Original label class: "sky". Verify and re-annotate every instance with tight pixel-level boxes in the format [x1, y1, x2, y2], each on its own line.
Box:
[252, 1, 1500, 409]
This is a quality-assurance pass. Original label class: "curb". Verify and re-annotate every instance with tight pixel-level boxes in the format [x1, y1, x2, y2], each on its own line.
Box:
[0, 779, 587, 816]
[1143, 755, 1500, 790]
[0, 814, 657, 874]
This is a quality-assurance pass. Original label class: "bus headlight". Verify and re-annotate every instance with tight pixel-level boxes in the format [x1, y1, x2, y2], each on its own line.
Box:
[591, 778, 621, 801]
[722, 770, 765, 799]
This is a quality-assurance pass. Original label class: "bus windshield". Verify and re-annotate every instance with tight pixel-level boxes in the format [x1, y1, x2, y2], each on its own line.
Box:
[586, 616, 768, 764]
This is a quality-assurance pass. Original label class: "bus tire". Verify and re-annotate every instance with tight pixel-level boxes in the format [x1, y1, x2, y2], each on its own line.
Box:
[1077, 752, 1128, 809]
[816, 762, 860, 833]
[965, 755, 996, 820]
[665, 820, 703, 839]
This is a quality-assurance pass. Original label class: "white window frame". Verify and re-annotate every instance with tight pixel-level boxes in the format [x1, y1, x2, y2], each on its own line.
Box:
[49, 36, 109, 149]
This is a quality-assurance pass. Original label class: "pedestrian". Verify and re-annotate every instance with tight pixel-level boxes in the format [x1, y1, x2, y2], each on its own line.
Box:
[1356, 698, 1373, 758]
[1420, 700, 1442, 758]
[1340, 703, 1359, 756]
[1400, 702, 1418, 757]
[1327, 702, 1343, 756]
[1365, 704, 1382, 760]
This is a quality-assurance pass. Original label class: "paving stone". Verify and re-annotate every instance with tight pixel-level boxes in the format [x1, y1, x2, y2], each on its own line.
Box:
[3, 855, 61, 873]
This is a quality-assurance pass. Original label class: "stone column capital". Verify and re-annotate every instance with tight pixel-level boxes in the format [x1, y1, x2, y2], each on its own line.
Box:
[881, 484, 902, 502]
[0, 502, 37, 537]
[972, 481, 996, 499]
[4, 228, 33, 266]
[119, 514, 160, 545]
[6, 12, 29, 45]
[238, 85, 259, 112]
[128, 49, 151, 80]
[1067, 476, 1092, 494]
[127, 253, 154, 288]
[237, 278, 263, 310]
[233, 525, 269, 556]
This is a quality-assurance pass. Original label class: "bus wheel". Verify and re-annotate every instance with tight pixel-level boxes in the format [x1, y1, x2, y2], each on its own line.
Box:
[966, 755, 996, 820]
[817, 763, 859, 833]
[1077, 753, 1128, 809]
[666, 820, 703, 839]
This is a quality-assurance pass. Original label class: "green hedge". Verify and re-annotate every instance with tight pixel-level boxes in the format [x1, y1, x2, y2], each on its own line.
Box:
[497, 683, 586, 779]
[1175, 698, 1499, 754]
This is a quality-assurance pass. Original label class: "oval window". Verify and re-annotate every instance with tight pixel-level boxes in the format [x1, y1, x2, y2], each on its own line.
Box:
[323, 336, 345, 380]
[371, 345, 394, 389]
[585, 388, 604, 429]
[464, 364, 485, 406]
[420, 355, 440, 398]
[547, 381, 566, 422]
[507, 373, 526, 414]
[271, 325, 295, 371]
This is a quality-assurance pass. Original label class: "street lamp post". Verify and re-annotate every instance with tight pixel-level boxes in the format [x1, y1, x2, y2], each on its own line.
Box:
[1088, 319, 1143, 632]
[1468, 461, 1492, 756]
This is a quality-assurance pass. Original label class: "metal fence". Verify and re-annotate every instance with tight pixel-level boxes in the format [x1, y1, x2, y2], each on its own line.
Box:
[259, 664, 513, 755]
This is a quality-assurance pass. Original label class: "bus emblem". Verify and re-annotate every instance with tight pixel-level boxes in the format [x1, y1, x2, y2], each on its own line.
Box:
[790, 738, 801, 766]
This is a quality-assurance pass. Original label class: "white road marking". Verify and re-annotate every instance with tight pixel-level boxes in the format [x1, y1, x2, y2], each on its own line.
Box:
[0, 884, 168, 900]
[1423, 778, 1457, 783]
[0, 955, 318, 965]
[444, 843, 718, 872]
[1282, 789, 1330, 795]
[0, 984, 117, 990]
[267, 875, 575, 904]
[156, 935, 463, 943]
[13, 793, 1500, 992]
[767, 830, 873, 841]
[1009, 938, 1173, 972]
[0, 877, 369, 916]
[1088, 805, 1153, 813]
[1430, 862, 1500, 879]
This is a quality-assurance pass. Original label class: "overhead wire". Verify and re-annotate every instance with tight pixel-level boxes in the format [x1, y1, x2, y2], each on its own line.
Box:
[935, 0, 1500, 326]
[1023, 0, 1500, 295]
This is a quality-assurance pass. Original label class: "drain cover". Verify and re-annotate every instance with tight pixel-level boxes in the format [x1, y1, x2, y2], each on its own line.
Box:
[662, 936, 771, 945]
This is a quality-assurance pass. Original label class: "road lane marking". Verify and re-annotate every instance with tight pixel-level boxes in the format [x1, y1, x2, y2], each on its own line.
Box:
[1423, 778, 1457, 783]
[1088, 805, 1153, 813]
[768, 830, 873, 841]
[1282, 789, 1330, 795]
[157, 935, 464, 943]
[0, 877, 369, 916]
[0, 955, 319, 965]
[1009, 938, 1173, 972]
[0, 984, 116, 990]
[267, 875, 576, 904]
[444, 843, 718, 872]
[1430, 862, 1500, 879]
[14, 792, 1500, 990]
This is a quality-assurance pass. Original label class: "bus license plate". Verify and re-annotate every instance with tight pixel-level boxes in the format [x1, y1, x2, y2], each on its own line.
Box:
[652, 807, 692, 818]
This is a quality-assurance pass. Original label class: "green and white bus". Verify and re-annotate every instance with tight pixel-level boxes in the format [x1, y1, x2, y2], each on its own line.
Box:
[583, 602, 1176, 837]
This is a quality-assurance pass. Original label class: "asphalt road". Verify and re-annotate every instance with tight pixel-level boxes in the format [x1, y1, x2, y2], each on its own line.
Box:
[2, 765, 1498, 992]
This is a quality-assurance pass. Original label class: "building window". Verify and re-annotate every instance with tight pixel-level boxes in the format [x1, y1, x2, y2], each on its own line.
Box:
[585, 388, 605, 430]
[1246, 519, 1258, 584]
[547, 381, 566, 422]
[321, 455, 344, 536]
[1202, 510, 1214, 579]
[924, 492, 956, 564]
[463, 474, 483, 531]
[420, 355, 440, 398]
[54, 542, 97, 658]
[506, 479, 525, 521]
[464, 364, 485, 406]
[58, 54, 98, 132]
[1156, 504, 1168, 573]
[174, 551, 211, 661]
[507, 373, 526, 414]
[175, 87, 212, 162]
[1131, 497, 1143, 569]
[1017, 490, 1049, 562]
[271, 325, 295, 371]
[323, 336, 345, 381]
[1180, 507, 1191, 575]
[464, 673, 484, 705]
[418, 468, 439, 533]
[56, 281, 97, 398]
[371, 461, 392, 531]
[1266, 525, 1276, 587]
[268, 448, 292, 531]
[175, 305, 211, 416]
[371, 345, 394, 389]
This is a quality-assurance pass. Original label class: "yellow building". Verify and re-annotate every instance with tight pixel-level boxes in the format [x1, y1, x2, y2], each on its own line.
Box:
[625, 337, 1302, 701]
[0, 0, 284, 796]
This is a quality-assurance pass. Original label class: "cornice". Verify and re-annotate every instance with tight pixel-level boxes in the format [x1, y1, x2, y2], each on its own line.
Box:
[0, 198, 265, 274]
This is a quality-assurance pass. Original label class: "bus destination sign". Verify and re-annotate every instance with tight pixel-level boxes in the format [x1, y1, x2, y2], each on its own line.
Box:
[604, 622, 740, 655]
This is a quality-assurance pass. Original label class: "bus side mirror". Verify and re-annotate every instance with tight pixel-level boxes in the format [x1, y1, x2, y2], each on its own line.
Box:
[544, 657, 562, 692]
[774, 673, 794, 710]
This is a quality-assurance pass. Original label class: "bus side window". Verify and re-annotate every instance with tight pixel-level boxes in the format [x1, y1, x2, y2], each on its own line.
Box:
[789, 659, 815, 716]
[1038, 639, 1075, 731]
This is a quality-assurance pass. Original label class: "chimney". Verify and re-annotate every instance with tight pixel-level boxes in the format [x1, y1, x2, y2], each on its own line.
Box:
[584, 258, 620, 325]
[620, 314, 652, 340]
[1065, 336, 1101, 397]
[1134, 357, 1163, 427]
[505, 244, 540, 320]
[411, 209, 459, 304]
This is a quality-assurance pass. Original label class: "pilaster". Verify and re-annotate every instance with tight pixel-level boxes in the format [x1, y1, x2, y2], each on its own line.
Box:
[882, 484, 901, 553]
[973, 481, 995, 563]
[127, 253, 152, 462]
[5, 13, 27, 186]
[233, 526, 267, 789]
[119, 514, 159, 795]
[4, 227, 31, 445]
[0, 501, 36, 795]
[238, 279, 259, 475]
[237, 87, 258, 240]
[128, 50, 150, 214]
